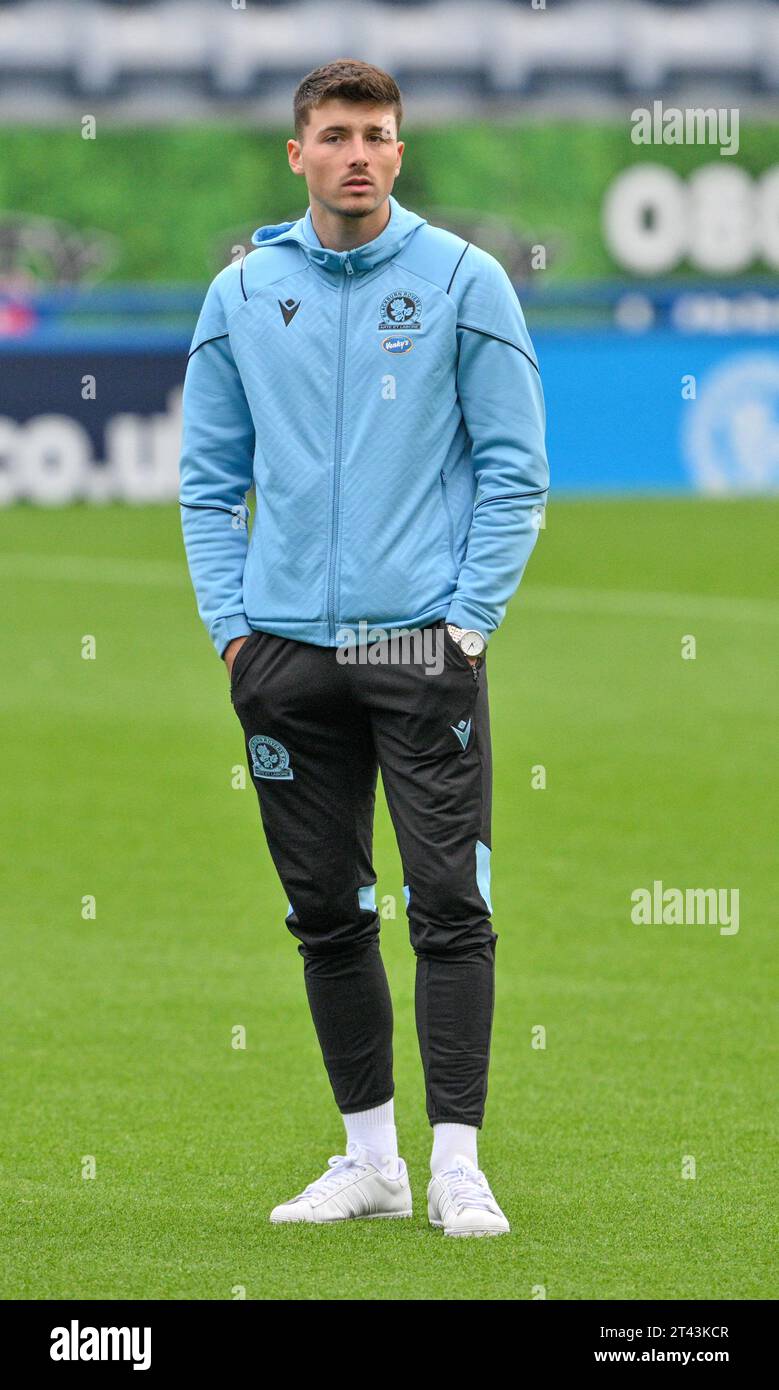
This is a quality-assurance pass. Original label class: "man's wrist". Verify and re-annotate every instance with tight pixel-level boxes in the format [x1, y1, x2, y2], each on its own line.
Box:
[446, 623, 487, 658]
[214, 614, 253, 659]
[223, 636, 242, 661]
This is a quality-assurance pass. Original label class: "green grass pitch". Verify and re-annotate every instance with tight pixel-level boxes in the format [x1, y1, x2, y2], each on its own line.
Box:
[0, 497, 775, 1300]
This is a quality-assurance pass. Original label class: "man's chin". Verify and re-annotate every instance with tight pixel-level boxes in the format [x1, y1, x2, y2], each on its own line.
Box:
[334, 191, 384, 217]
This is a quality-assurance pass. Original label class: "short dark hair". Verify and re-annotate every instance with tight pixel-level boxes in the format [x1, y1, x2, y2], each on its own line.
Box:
[293, 59, 403, 141]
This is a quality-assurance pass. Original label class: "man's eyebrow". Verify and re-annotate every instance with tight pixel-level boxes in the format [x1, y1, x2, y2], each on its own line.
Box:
[317, 123, 390, 135]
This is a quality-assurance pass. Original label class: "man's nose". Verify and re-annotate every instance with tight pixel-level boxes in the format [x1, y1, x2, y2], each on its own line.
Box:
[346, 139, 370, 163]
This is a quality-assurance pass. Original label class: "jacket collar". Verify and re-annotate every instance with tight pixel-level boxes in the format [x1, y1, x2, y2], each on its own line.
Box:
[250, 194, 426, 275]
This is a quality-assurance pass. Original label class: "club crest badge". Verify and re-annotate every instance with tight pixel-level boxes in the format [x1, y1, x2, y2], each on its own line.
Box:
[249, 734, 294, 780]
[378, 290, 422, 331]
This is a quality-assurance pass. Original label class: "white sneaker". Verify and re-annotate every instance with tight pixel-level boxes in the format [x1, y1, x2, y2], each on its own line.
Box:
[428, 1154, 510, 1237]
[269, 1142, 413, 1224]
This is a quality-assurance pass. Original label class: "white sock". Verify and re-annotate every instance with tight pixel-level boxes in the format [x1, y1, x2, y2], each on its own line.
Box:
[342, 1099, 399, 1173]
[431, 1123, 478, 1176]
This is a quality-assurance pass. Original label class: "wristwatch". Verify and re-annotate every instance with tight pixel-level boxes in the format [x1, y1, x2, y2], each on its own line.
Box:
[446, 624, 487, 658]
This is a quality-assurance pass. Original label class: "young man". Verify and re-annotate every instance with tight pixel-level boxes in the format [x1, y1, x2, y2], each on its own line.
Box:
[179, 59, 548, 1236]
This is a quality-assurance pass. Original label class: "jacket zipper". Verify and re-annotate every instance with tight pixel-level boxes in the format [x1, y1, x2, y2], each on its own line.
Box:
[439, 468, 455, 565]
[473, 487, 548, 512]
[326, 256, 353, 642]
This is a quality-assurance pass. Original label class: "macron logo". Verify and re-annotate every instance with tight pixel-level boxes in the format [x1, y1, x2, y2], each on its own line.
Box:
[279, 297, 301, 326]
[50, 1321, 151, 1371]
[450, 718, 472, 750]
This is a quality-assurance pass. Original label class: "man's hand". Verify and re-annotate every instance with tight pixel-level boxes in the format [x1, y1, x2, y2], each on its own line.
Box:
[224, 635, 250, 678]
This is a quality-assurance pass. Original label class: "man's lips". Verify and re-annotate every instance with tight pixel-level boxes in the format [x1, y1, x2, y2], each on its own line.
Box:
[343, 178, 372, 188]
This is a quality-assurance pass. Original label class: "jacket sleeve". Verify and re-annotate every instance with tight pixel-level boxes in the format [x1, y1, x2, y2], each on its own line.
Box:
[178, 269, 256, 658]
[446, 248, 549, 640]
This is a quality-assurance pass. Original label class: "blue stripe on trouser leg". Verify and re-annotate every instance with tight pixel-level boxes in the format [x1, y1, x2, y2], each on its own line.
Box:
[475, 839, 492, 914]
[358, 883, 377, 912]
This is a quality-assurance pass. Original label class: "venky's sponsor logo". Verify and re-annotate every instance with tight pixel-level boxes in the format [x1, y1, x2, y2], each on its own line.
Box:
[50, 1320, 151, 1371]
[630, 880, 739, 935]
[381, 335, 414, 353]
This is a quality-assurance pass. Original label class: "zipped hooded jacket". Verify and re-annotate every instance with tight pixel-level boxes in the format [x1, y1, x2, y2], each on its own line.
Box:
[179, 194, 549, 657]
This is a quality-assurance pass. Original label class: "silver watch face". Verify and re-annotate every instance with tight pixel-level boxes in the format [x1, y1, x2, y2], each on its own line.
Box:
[460, 629, 486, 657]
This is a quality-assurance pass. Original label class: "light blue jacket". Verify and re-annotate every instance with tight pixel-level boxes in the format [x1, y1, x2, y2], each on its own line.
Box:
[179, 194, 548, 657]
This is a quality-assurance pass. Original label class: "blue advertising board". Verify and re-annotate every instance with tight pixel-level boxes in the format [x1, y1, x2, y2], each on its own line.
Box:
[540, 332, 779, 494]
[0, 285, 777, 501]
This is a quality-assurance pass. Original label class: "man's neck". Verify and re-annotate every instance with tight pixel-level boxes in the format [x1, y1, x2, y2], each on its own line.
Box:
[309, 197, 391, 252]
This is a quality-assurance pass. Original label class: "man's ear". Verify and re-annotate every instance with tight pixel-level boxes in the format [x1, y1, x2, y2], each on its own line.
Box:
[287, 138, 303, 175]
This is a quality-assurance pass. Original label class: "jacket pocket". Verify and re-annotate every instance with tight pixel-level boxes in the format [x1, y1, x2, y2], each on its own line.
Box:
[439, 469, 456, 565]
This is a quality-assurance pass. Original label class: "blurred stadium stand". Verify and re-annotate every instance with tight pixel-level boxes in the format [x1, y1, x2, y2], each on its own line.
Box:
[0, 0, 778, 118]
[1, 0, 778, 498]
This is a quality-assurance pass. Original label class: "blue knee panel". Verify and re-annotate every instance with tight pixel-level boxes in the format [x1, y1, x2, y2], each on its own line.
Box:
[358, 883, 377, 912]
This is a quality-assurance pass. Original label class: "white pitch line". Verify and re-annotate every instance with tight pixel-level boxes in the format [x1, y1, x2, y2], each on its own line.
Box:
[0, 554, 187, 587]
[521, 585, 779, 625]
[0, 555, 776, 623]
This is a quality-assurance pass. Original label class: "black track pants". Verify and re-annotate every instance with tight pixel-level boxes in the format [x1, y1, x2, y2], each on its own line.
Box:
[229, 618, 496, 1128]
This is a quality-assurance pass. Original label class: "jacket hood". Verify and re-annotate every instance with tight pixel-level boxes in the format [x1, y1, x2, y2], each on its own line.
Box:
[250, 194, 427, 274]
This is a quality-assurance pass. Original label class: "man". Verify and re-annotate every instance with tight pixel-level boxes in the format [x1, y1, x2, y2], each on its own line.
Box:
[179, 59, 548, 1237]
